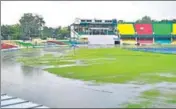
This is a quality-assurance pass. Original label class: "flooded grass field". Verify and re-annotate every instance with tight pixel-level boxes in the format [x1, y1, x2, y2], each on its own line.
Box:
[1, 46, 176, 108]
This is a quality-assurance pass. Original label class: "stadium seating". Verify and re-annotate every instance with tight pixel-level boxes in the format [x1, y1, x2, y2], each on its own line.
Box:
[117, 24, 135, 35]
[15, 41, 34, 48]
[137, 39, 153, 44]
[136, 35, 153, 45]
[2, 40, 17, 46]
[117, 23, 174, 45]
[134, 24, 153, 35]
[155, 39, 171, 44]
[172, 39, 176, 44]
[60, 40, 71, 45]
[117, 23, 136, 44]
[121, 39, 136, 45]
[153, 23, 172, 35]
[47, 40, 66, 45]
[1, 43, 17, 49]
[173, 23, 176, 35]
[32, 39, 46, 45]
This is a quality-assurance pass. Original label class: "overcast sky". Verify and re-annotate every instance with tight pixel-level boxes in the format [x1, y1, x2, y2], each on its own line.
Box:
[1, 1, 176, 27]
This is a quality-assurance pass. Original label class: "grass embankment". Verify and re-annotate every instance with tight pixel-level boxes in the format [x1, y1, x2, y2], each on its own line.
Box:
[18, 47, 176, 83]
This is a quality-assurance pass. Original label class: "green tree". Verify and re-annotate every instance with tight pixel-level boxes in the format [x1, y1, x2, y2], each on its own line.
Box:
[1, 25, 10, 40]
[19, 13, 45, 39]
[136, 16, 153, 23]
[172, 19, 176, 23]
[0, 35, 4, 40]
[1, 25, 17, 40]
[118, 20, 125, 24]
[58, 26, 70, 39]
[10, 24, 21, 40]
[42, 26, 54, 38]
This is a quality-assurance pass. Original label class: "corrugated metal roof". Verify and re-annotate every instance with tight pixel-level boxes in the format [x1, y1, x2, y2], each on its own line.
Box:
[1, 93, 49, 108]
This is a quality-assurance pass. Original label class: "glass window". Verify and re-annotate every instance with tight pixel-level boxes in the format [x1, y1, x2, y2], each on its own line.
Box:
[95, 20, 102, 22]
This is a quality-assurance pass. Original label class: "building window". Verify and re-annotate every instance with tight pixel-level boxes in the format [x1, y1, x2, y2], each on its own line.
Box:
[105, 20, 112, 23]
[87, 20, 92, 22]
[95, 20, 102, 22]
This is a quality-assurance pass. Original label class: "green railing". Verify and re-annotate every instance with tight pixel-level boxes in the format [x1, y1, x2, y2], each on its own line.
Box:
[15, 41, 34, 48]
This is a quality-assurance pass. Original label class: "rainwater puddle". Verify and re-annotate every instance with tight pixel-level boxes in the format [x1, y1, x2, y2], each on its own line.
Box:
[157, 73, 176, 78]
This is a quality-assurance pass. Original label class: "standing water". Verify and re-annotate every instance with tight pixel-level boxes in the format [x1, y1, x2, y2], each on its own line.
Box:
[1, 47, 176, 108]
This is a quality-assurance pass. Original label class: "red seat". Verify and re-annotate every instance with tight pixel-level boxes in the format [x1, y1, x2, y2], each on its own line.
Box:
[1, 43, 17, 49]
[137, 39, 153, 44]
[47, 41, 65, 45]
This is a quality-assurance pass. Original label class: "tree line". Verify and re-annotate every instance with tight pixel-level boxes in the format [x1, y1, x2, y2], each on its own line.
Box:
[1, 13, 176, 40]
[1, 13, 70, 40]
[118, 16, 176, 23]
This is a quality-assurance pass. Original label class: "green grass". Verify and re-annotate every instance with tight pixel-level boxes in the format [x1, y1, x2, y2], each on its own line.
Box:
[124, 89, 176, 108]
[124, 90, 157, 108]
[45, 47, 176, 83]
[140, 89, 161, 99]
[162, 91, 176, 104]
[126, 103, 143, 108]
[126, 100, 152, 108]
[166, 99, 176, 104]
[17, 47, 176, 83]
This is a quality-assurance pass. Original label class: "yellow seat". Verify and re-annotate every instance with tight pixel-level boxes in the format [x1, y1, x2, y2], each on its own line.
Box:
[117, 24, 135, 35]
[172, 40, 176, 44]
[173, 23, 176, 35]
[121, 39, 136, 44]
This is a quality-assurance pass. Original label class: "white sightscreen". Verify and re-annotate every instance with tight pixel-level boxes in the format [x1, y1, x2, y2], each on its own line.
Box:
[88, 35, 115, 45]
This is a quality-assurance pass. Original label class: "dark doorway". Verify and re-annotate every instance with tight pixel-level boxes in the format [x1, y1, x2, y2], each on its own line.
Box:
[114, 41, 120, 45]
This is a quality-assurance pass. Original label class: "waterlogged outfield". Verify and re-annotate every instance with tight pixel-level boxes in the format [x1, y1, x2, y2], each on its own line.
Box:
[45, 47, 176, 84]
[18, 47, 176, 83]
[17, 53, 75, 66]
[17, 47, 176, 108]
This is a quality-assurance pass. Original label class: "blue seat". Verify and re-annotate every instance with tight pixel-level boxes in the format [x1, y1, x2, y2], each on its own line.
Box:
[155, 40, 171, 44]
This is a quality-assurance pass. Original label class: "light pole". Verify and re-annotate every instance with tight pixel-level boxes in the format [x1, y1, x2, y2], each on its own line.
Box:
[70, 36, 77, 56]
[73, 37, 76, 55]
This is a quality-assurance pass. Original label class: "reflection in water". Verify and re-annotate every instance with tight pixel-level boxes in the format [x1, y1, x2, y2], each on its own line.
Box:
[1, 48, 176, 108]
[21, 66, 43, 77]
